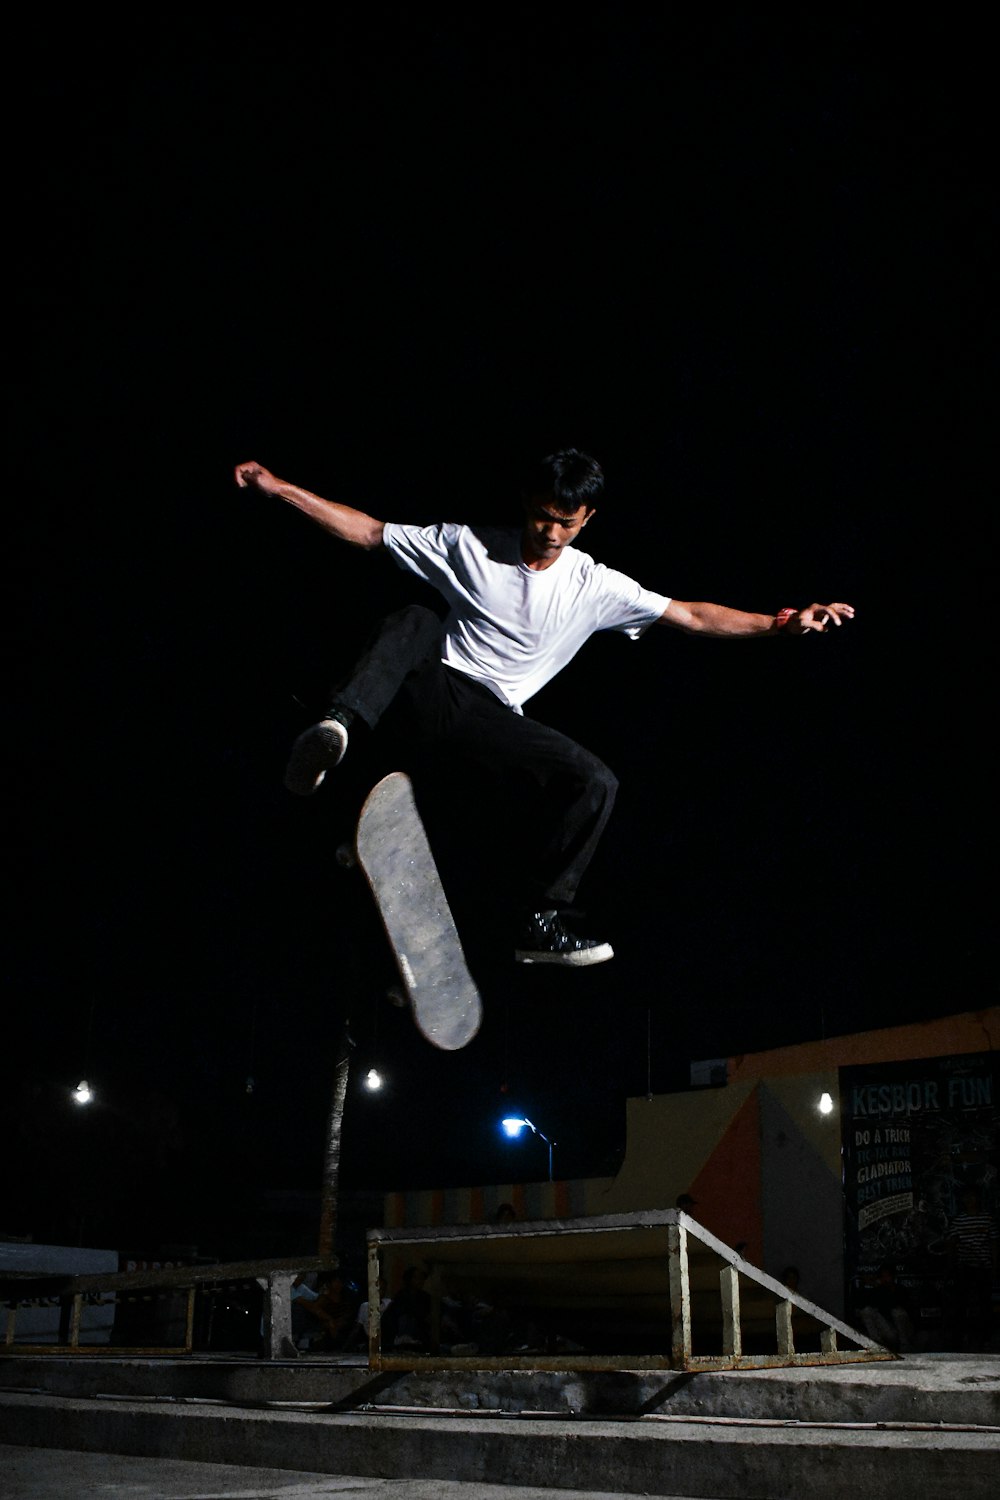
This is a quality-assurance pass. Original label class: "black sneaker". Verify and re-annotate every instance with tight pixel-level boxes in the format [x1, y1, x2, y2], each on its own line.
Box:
[283, 718, 348, 796]
[514, 910, 614, 967]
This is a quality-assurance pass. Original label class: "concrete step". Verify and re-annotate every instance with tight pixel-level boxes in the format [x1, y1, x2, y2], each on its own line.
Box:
[1, 1352, 997, 1426]
[0, 1387, 996, 1499]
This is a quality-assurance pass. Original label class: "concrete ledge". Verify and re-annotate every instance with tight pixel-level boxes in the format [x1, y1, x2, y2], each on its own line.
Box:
[1, 1353, 997, 1426]
[0, 1390, 997, 1500]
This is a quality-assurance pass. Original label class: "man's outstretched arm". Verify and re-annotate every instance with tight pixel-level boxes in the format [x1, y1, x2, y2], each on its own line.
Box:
[659, 599, 855, 637]
[234, 462, 385, 550]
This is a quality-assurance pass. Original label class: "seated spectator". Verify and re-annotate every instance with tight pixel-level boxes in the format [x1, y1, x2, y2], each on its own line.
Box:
[346, 1278, 391, 1352]
[300, 1270, 358, 1352]
[781, 1265, 801, 1294]
[381, 1263, 432, 1352]
[289, 1272, 320, 1350]
[855, 1262, 915, 1352]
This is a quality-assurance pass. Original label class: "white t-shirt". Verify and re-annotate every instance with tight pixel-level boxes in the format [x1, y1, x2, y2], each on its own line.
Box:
[383, 522, 671, 713]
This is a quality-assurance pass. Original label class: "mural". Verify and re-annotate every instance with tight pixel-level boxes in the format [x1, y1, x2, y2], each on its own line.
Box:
[840, 1052, 997, 1340]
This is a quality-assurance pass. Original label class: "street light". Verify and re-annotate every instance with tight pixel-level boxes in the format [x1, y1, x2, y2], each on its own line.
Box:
[500, 1114, 555, 1182]
[72, 1079, 94, 1106]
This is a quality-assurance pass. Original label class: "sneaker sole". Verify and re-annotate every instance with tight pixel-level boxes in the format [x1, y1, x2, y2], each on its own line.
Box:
[283, 722, 348, 796]
[515, 942, 614, 967]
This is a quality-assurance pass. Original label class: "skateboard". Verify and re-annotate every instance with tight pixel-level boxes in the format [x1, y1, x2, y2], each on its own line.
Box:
[355, 771, 482, 1051]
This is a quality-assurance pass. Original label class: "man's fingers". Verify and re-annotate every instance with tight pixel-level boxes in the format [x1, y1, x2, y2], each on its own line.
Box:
[806, 602, 855, 631]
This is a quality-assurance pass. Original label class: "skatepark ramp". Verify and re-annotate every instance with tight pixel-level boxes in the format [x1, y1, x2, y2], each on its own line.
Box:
[368, 1208, 893, 1372]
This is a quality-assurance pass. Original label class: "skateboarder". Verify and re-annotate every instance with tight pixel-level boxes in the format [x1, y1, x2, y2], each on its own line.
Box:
[234, 451, 853, 967]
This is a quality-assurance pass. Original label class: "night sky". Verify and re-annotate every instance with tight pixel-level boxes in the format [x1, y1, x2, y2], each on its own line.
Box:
[7, 14, 990, 1260]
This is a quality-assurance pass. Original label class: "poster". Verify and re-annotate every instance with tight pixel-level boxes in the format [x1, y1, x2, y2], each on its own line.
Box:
[840, 1052, 997, 1336]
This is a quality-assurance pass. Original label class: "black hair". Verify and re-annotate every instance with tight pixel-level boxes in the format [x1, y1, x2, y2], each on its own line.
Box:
[526, 449, 604, 512]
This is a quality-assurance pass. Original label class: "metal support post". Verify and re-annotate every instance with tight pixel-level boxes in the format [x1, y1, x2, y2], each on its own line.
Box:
[720, 1263, 742, 1357]
[262, 1270, 295, 1360]
[667, 1217, 691, 1367]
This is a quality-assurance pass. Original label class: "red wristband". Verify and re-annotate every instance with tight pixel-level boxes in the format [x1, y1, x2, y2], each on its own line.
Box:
[774, 608, 797, 631]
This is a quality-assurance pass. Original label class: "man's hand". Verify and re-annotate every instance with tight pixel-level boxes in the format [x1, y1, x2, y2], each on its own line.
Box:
[786, 602, 855, 635]
[234, 460, 281, 495]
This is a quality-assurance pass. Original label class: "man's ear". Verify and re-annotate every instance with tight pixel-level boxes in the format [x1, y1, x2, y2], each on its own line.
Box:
[579, 508, 595, 528]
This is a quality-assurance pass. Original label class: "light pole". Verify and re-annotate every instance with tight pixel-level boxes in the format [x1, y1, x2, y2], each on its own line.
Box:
[501, 1114, 556, 1182]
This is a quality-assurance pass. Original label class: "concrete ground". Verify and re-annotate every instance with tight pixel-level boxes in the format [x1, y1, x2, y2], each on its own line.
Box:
[0, 1446, 698, 1500]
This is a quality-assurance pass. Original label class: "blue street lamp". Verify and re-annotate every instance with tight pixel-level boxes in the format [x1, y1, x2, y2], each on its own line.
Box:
[500, 1114, 555, 1182]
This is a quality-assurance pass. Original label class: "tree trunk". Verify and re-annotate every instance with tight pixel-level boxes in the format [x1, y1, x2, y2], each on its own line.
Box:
[317, 1019, 353, 1258]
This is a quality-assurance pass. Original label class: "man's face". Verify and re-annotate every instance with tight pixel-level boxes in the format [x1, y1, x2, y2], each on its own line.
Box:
[521, 492, 594, 567]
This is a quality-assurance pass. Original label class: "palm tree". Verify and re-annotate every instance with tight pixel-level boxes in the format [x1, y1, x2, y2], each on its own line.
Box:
[317, 1017, 353, 1258]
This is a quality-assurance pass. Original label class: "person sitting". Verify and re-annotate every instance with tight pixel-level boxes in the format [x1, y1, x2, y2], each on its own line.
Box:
[381, 1263, 432, 1352]
[855, 1262, 916, 1352]
[300, 1270, 358, 1352]
[346, 1279, 391, 1352]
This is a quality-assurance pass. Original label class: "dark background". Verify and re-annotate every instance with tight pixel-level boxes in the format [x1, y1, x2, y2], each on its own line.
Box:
[6, 12, 990, 1262]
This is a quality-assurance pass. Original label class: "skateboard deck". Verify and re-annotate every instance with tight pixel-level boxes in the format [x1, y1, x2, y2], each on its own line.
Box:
[355, 771, 482, 1052]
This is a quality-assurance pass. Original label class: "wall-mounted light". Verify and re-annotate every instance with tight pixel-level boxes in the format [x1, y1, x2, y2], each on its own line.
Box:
[818, 1091, 835, 1115]
[72, 1080, 94, 1106]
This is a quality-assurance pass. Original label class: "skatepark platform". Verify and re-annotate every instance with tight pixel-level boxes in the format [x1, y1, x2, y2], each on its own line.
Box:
[1, 1350, 997, 1498]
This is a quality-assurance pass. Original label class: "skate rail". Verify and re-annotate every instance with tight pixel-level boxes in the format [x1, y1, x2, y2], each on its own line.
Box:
[0, 1255, 337, 1358]
[368, 1209, 896, 1372]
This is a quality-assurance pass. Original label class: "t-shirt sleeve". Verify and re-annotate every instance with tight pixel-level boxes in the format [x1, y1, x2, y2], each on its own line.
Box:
[594, 564, 671, 638]
[382, 521, 462, 590]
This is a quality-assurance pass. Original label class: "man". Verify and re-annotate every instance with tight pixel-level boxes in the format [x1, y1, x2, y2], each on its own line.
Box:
[234, 450, 853, 966]
[855, 1261, 916, 1352]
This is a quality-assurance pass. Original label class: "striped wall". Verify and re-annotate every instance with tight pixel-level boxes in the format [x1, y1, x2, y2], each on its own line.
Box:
[384, 1175, 611, 1230]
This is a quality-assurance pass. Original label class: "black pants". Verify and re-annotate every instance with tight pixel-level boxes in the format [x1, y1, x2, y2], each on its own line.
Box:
[330, 605, 618, 908]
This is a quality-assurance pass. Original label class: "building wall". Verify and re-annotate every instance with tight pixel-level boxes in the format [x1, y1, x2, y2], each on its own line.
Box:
[384, 1175, 614, 1230]
[727, 1009, 999, 1081]
[758, 1074, 843, 1314]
